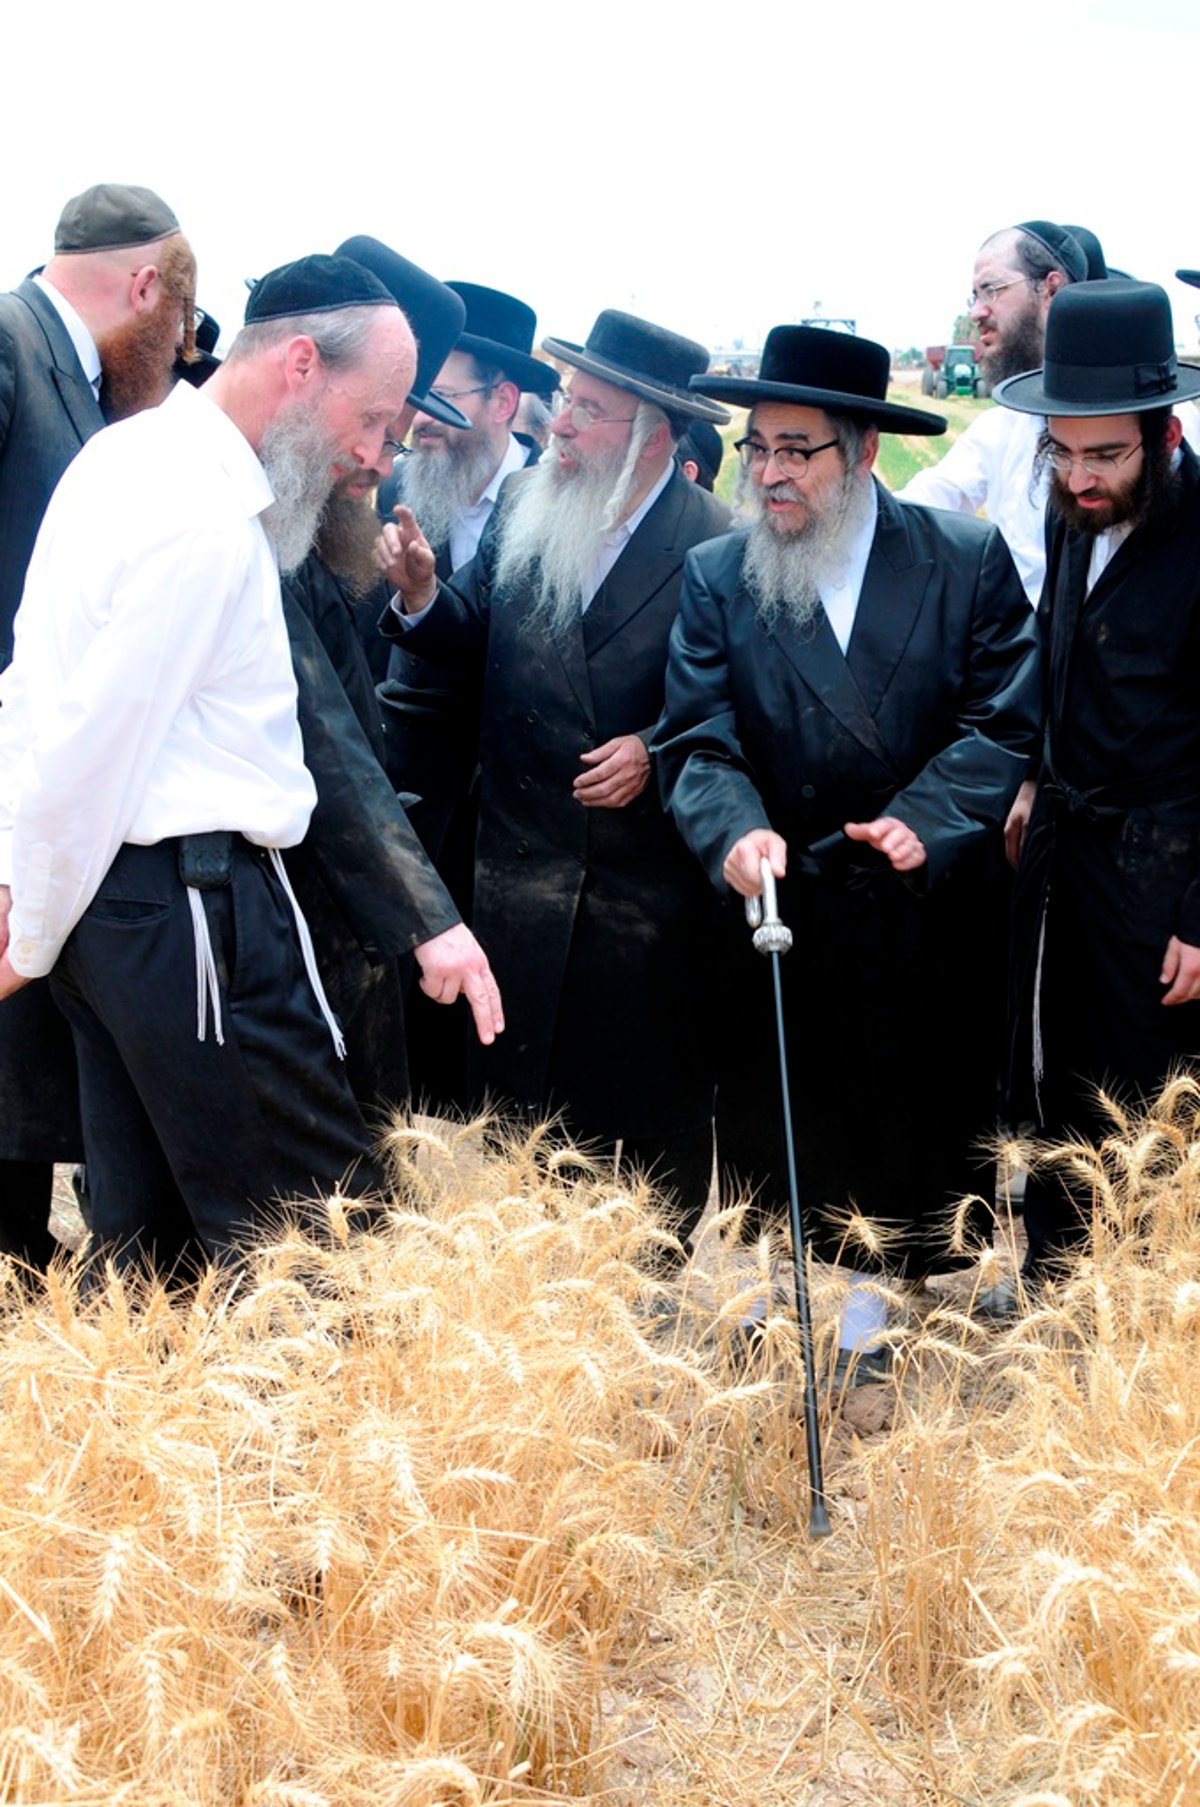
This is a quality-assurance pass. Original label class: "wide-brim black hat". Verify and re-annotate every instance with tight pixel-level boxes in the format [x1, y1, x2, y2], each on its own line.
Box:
[994, 278, 1200, 416]
[541, 310, 730, 424]
[335, 236, 470, 429]
[447, 281, 559, 398]
[1177, 269, 1200, 289]
[693, 324, 946, 436]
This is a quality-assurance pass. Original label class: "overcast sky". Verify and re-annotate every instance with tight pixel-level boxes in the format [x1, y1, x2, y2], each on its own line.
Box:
[5, 0, 1198, 362]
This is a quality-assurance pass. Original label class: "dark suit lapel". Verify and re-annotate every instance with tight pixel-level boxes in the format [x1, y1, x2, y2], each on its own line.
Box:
[17, 280, 103, 446]
[581, 472, 689, 658]
[1051, 530, 1093, 726]
[766, 605, 897, 770]
[845, 484, 933, 720]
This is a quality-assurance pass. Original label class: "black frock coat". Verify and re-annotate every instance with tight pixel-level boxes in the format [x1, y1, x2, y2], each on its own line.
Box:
[1009, 445, 1200, 1145]
[381, 465, 730, 1141]
[654, 484, 1040, 1274]
[0, 279, 105, 1160]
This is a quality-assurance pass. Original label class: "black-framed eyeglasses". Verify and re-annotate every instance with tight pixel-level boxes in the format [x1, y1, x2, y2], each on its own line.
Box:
[734, 436, 839, 476]
[1044, 442, 1141, 478]
[428, 384, 494, 404]
[383, 438, 412, 458]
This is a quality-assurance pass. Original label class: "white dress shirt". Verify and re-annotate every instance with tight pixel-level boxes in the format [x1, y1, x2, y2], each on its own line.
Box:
[33, 273, 102, 396]
[820, 482, 878, 653]
[896, 408, 1047, 607]
[448, 432, 531, 572]
[0, 381, 315, 978]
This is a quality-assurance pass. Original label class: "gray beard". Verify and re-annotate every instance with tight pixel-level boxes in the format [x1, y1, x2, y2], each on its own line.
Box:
[739, 463, 873, 633]
[260, 406, 342, 575]
[400, 428, 509, 555]
[314, 487, 385, 597]
[494, 411, 654, 638]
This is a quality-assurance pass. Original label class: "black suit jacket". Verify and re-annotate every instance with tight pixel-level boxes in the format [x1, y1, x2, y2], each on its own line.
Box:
[0, 278, 104, 665]
[380, 464, 730, 1136]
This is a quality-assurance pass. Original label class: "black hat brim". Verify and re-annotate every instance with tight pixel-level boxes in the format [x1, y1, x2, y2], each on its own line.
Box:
[994, 362, 1200, 416]
[409, 389, 471, 429]
[1177, 269, 1200, 289]
[691, 375, 946, 436]
[457, 331, 560, 397]
[541, 336, 730, 424]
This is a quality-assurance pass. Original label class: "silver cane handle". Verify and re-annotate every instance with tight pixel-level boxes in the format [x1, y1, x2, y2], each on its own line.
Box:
[745, 857, 793, 955]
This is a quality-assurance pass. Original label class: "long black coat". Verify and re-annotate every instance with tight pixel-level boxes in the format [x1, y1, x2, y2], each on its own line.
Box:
[0, 280, 104, 1160]
[382, 465, 730, 1141]
[1009, 445, 1200, 1139]
[281, 555, 461, 1119]
[654, 484, 1040, 1273]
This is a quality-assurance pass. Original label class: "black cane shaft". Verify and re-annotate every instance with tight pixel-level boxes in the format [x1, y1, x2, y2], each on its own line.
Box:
[770, 952, 832, 1538]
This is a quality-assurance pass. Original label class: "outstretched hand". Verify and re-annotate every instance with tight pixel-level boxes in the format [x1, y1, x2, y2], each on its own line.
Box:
[376, 505, 438, 612]
[843, 816, 926, 873]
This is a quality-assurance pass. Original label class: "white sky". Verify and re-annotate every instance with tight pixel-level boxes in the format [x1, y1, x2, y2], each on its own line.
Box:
[5, 0, 1199, 361]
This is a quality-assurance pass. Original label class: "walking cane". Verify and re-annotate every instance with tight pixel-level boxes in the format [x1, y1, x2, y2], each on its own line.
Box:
[745, 856, 832, 1539]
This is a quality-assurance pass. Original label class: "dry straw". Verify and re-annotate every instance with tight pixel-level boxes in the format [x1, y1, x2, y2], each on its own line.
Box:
[1, 1096, 1198, 1804]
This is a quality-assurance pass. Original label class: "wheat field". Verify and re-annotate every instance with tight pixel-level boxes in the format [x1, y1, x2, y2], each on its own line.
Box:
[1, 1094, 1199, 1806]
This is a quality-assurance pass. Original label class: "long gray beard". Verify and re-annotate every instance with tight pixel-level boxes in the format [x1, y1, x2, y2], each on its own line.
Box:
[400, 428, 508, 555]
[740, 463, 873, 633]
[495, 410, 655, 638]
[260, 407, 342, 574]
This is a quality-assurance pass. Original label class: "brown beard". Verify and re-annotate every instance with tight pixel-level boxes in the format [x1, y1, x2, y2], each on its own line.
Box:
[314, 486, 387, 597]
[96, 296, 184, 422]
[1047, 434, 1180, 537]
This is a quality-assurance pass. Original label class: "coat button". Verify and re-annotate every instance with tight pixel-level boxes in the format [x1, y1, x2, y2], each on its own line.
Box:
[518, 776, 531, 791]
[801, 784, 816, 800]
[526, 710, 539, 725]
[516, 840, 528, 854]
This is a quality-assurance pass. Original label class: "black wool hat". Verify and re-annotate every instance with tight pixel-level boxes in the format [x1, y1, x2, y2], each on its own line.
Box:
[1062, 225, 1108, 283]
[55, 183, 180, 254]
[678, 420, 725, 485]
[1177, 268, 1200, 289]
[694, 325, 946, 435]
[1013, 220, 1088, 284]
[245, 254, 396, 325]
[994, 279, 1200, 416]
[447, 282, 560, 398]
[542, 310, 730, 423]
[335, 236, 470, 429]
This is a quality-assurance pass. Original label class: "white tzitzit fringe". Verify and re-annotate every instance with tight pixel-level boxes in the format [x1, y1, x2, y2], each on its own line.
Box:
[268, 848, 347, 1060]
[187, 885, 225, 1046]
[1031, 887, 1050, 1121]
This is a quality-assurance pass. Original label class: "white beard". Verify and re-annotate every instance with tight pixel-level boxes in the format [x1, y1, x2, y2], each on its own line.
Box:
[259, 406, 342, 575]
[739, 461, 874, 634]
[400, 426, 508, 554]
[494, 408, 656, 638]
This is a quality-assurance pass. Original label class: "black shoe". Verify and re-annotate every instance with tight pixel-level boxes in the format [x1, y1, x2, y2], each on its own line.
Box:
[831, 1346, 891, 1389]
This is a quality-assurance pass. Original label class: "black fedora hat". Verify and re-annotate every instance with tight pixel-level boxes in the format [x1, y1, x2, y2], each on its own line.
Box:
[693, 325, 946, 436]
[994, 279, 1200, 417]
[447, 282, 559, 398]
[335, 235, 470, 429]
[541, 310, 730, 424]
[1177, 268, 1200, 289]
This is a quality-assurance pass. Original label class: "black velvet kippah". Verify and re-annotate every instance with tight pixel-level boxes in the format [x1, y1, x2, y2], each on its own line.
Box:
[244, 253, 395, 323]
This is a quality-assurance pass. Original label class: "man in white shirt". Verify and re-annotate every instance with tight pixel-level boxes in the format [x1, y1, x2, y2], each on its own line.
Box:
[654, 325, 1039, 1378]
[0, 253, 501, 1274]
[379, 310, 730, 1261]
[0, 181, 195, 1269]
[896, 219, 1088, 604]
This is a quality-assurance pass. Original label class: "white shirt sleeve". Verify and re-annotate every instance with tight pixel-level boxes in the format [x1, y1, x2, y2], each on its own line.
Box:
[894, 419, 991, 514]
[6, 525, 254, 977]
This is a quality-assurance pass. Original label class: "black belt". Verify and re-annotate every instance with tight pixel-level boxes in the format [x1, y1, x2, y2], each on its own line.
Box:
[1040, 766, 1200, 823]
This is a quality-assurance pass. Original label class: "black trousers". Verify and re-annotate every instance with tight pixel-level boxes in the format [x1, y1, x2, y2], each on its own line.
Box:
[50, 838, 385, 1273]
[0, 1160, 59, 1271]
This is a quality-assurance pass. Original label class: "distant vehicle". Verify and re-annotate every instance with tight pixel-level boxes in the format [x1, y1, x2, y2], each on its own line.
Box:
[920, 343, 989, 400]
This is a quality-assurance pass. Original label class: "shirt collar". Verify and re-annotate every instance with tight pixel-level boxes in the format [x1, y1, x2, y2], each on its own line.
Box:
[603, 456, 674, 549]
[476, 432, 530, 513]
[817, 479, 878, 605]
[33, 273, 102, 392]
[178, 382, 277, 516]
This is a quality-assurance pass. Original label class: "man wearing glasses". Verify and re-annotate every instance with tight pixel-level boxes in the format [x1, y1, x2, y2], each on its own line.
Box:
[897, 221, 1088, 604]
[378, 310, 730, 1260]
[994, 280, 1200, 1308]
[655, 326, 1038, 1373]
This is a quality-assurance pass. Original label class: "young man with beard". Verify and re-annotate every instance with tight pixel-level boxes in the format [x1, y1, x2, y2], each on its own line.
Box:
[0, 182, 195, 1270]
[993, 280, 1200, 1305]
[379, 311, 730, 1255]
[897, 220, 1088, 604]
[0, 254, 500, 1275]
[654, 326, 1039, 1376]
